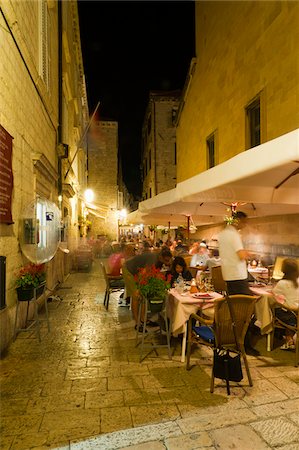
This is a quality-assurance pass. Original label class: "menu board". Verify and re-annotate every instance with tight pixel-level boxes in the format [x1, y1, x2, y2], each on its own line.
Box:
[0, 125, 13, 224]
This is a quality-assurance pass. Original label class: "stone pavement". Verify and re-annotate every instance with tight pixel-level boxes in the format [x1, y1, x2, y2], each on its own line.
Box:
[0, 260, 298, 450]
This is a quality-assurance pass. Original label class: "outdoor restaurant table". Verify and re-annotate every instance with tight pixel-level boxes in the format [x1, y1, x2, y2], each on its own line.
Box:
[167, 288, 223, 363]
[250, 284, 278, 351]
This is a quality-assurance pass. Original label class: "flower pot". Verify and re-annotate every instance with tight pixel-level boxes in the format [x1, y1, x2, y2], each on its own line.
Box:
[16, 286, 35, 301]
[16, 284, 45, 301]
[148, 297, 165, 313]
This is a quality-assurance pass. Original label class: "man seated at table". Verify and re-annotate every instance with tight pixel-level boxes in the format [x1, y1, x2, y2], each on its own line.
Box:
[123, 245, 173, 331]
[190, 242, 209, 270]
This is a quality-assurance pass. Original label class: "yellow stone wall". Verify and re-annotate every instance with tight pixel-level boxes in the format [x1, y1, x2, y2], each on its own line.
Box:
[177, 1, 299, 182]
[0, 0, 88, 352]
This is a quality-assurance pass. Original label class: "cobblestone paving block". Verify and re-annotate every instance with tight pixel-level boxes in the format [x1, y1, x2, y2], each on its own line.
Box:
[289, 412, 299, 426]
[0, 413, 42, 436]
[255, 366, 290, 378]
[210, 424, 271, 449]
[177, 408, 256, 433]
[8, 432, 49, 450]
[70, 422, 182, 450]
[58, 358, 88, 369]
[86, 356, 110, 367]
[100, 406, 133, 433]
[130, 404, 180, 427]
[0, 435, 14, 450]
[252, 398, 299, 419]
[242, 379, 288, 406]
[41, 380, 73, 396]
[45, 393, 86, 412]
[278, 366, 299, 378]
[65, 366, 99, 380]
[107, 375, 144, 391]
[120, 364, 151, 377]
[269, 376, 299, 398]
[0, 397, 29, 416]
[26, 396, 50, 414]
[40, 409, 100, 436]
[71, 377, 107, 393]
[86, 390, 124, 408]
[176, 397, 248, 419]
[251, 417, 299, 447]
[124, 388, 162, 406]
[158, 385, 205, 404]
[165, 431, 213, 449]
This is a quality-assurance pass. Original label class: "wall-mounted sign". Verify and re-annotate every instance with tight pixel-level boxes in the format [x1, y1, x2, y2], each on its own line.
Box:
[0, 125, 13, 224]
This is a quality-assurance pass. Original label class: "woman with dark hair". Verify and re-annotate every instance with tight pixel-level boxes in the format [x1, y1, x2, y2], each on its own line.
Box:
[273, 258, 299, 350]
[170, 256, 192, 285]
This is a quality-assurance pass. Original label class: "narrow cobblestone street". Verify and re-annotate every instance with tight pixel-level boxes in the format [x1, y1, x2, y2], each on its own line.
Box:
[1, 260, 299, 450]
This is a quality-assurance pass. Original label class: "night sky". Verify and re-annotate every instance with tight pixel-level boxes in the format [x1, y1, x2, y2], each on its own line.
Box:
[78, 0, 195, 198]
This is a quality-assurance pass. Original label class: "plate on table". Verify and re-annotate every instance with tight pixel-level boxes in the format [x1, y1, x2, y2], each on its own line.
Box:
[191, 293, 214, 300]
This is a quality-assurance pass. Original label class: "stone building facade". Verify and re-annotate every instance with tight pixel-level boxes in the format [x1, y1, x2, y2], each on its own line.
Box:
[141, 91, 180, 200]
[0, 0, 88, 352]
[138, 1, 299, 260]
[176, 1, 299, 183]
[174, 1, 299, 255]
[87, 121, 119, 240]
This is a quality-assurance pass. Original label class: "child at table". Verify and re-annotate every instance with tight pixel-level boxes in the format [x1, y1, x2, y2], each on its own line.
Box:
[272, 258, 299, 350]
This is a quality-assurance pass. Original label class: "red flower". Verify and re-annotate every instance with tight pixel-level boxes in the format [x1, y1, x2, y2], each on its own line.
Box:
[134, 264, 171, 298]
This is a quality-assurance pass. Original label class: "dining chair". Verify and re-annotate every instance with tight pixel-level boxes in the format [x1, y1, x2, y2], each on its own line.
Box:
[100, 262, 124, 310]
[186, 294, 258, 395]
[211, 265, 227, 294]
[269, 303, 299, 367]
[135, 294, 172, 363]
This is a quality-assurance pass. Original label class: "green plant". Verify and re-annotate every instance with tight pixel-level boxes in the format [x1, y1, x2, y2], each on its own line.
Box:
[15, 263, 46, 289]
[224, 213, 240, 226]
[134, 265, 171, 299]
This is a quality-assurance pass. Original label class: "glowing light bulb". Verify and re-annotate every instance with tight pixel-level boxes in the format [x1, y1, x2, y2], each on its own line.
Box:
[84, 189, 94, 203]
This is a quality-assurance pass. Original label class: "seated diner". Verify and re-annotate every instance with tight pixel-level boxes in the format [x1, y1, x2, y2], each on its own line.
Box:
[169, 256, 192, 286]
[272, 258, 299, 350]
[190, 242, 209, 270]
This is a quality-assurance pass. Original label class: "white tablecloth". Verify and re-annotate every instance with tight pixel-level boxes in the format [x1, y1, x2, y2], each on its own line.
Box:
[168, 289, 223, 336]
[250, 285, 277, 335]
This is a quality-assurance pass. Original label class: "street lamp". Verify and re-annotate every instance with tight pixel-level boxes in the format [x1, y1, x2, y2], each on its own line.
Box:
[84, 188, 94, 203]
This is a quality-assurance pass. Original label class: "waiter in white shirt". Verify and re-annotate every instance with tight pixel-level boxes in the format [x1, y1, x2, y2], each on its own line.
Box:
[218, 211, 260, 356]
[218, 211, 251, 295]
